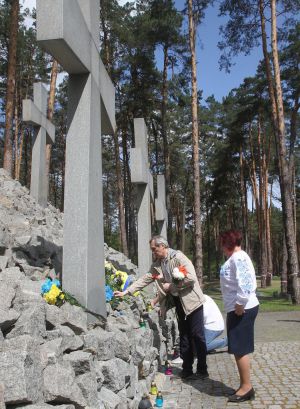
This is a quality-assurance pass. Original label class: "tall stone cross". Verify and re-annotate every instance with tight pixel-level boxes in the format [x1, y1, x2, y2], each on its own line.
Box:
[155, 174, 168, 238]
[22, 82, 55, 208]
[130, 118, 154, 276]
[36, 0, 116, 318]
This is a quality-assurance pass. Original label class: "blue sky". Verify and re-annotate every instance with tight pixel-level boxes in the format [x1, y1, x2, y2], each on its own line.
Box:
[22, 0, 263, 102]
[174, 1, 263, 102]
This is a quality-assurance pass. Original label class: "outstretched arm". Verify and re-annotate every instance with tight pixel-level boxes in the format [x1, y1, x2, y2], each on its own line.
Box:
[114, 272, 154, 297]
[114, 289, 129, 298]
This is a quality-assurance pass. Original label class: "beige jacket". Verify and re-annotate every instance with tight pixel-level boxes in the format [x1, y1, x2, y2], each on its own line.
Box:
[127, 249, 205, 318]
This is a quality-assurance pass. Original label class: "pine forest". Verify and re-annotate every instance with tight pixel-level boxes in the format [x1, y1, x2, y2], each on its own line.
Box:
[0, 0, 299, 303]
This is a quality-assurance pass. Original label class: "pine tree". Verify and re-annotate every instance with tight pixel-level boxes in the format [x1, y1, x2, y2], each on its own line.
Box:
[3, 0, 19, 175]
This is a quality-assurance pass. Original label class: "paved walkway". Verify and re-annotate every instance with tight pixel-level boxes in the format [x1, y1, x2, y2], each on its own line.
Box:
[154, 311, 300, 409]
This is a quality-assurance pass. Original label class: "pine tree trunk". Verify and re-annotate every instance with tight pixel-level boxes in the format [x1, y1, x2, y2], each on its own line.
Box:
[281, 235, 288, 295]
[151, 119, 159, 172]
[113, 129, 128, 256]
[262, 130, 272, 286]
[100, 0, 110, 69]
[3, 0, 19, 176]
[256, 120, 265, 286]
[16, 128, 24, 180]
[289, 94, 299, 237]
[206, 205, 211, 280]
[188, 0, 203, 284]
[175, 202, 181, 248]
[122, 125, 135, 258]
[248, 125, 260, 239]
[181, 199, 186, 253]
[239, 146, 249, 253]
[214, 220, 221, 274]
[271, 0, 300, 304]
[161, 45, 172, 242]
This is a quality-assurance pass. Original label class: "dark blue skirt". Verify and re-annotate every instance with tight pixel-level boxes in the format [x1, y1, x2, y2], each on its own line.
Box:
[226, 305, 259, 356]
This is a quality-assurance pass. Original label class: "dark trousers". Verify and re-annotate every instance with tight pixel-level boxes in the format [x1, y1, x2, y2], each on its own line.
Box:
[174, 297, 207, 373]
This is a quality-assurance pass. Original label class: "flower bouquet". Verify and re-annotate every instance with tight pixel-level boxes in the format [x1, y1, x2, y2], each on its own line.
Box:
[41, 277, 81, 307]
[172, 265, 188, 283]
[104, 261, 137, 307]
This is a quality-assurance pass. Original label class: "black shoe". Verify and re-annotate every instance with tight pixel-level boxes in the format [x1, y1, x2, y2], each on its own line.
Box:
[227, 388, 238, 396]
[179, 370, 194, 380]
[195, 370, 209, 379]
[207, 349, 217, 354]
[228, 388, 255, 402]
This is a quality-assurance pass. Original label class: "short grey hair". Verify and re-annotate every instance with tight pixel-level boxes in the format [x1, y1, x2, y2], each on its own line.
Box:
[150, 235, 169, 248]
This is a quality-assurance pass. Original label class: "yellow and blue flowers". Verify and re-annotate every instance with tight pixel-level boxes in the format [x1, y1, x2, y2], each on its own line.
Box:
[105, 261, 138, 302]
[41, 278, 65, 306]
[105, 285, 114, 301]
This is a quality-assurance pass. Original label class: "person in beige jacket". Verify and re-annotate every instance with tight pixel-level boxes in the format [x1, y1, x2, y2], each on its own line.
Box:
[114, 235, 208, 380]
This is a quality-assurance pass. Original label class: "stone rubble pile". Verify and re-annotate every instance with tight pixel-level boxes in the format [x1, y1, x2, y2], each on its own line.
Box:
[0, 170, 176, 409]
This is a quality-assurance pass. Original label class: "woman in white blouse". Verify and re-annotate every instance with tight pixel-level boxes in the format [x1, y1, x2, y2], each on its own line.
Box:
[219, 230, 259, 403]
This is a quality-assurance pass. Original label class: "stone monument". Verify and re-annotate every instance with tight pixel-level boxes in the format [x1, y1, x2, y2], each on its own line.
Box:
[130, 118, 153, 276]
[36, 0, 116, 317]
[22, 82, 55, 208]
[155, 174, 168, 238]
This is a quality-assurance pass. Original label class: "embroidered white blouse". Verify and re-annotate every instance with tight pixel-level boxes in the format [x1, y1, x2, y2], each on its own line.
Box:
[220, 250, 259, 313]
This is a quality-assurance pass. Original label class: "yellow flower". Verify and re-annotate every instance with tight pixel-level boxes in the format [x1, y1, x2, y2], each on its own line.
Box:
[43, 284, 61, 305]
[105, 261, 117, 274]
[44, 292, 55, 304]
[115, 270, 128, 285]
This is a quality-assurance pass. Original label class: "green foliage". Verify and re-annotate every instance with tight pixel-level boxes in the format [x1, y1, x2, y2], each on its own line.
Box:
[204, 277, 300, 312]
[218, 0, 300, 72]
[58, 291, 83, 308]
[0, 0, 298, 298]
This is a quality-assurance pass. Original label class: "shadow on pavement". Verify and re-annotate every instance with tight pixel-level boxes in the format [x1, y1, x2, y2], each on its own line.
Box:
[183, 377, 235, 397]
[170, 366, 234, 397]
[277, 319, 300, 323]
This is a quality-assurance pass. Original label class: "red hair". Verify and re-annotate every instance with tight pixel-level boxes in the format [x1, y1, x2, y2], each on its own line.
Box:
[219, 230, 242, 251]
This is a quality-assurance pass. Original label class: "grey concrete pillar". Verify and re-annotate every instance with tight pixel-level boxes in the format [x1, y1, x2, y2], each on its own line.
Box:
[130, 118, 153, 276]
[36, 0, 116, 319]
[155, 174, 168, 238]
[22, 82, 55, 208]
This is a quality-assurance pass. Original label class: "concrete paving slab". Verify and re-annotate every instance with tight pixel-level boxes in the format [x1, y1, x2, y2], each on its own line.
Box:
[155, 311, 300, 408]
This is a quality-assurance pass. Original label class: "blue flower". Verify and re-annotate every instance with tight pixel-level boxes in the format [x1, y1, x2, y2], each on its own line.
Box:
[122, 276, 131, 291]
[52, 279, 61, 288]
[41, 278, 53, 294]
[105, 285, 114, 302]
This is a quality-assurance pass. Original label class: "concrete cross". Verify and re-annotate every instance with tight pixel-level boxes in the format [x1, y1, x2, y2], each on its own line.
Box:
[22, 82, 55, 208]
[155, 174, 168, 238]
[36, 0, 116, 318]
[130, 118, 154, 276]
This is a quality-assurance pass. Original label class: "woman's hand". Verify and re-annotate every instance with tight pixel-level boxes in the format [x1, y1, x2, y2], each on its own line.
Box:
[235, 303, 245, 316]
[114, 290, 128, 298]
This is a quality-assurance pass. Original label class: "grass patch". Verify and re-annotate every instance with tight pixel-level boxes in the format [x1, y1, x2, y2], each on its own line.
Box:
[203, 277, 300, 313]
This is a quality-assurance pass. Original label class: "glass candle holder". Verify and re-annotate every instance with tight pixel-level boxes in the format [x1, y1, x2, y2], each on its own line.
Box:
[155, 392, 163, 407]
